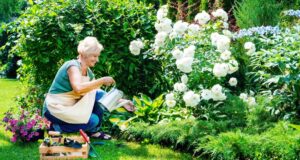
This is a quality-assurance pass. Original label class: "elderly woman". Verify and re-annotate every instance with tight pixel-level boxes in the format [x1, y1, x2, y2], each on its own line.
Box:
[43, 36, 134, 139]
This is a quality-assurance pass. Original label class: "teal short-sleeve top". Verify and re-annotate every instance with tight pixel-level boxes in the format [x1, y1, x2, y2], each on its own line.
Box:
[48, 59, 95, 94]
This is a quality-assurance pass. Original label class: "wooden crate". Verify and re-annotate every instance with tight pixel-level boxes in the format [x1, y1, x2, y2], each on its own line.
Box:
[39, 136, 89, 160]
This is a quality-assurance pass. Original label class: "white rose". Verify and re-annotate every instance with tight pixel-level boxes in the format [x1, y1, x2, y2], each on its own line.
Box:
[155, 18, 173, 33]
[188, 24, 200, 35]
[194, 11, 210, 25]
[228, 60, 239, 74]
[201, 89, 212, 100]
[129, 46, 141, 55]
[216, 35, 231, 52]
[174, 82, 188, 92]
[157, 5, 168, 20]
[166, 100, 176, 107]
[155, 32, 168, 46]
[172, 48, 183, 59]
[220, 50, 231, 60]
[211, 32, 220, 46]
[211, 84, 223, 94]
[176, 57, 194, 73]
[129, 40, 144, 55]
[17, 60, 22, 66]
[173, 20, 189, 35]
[239, 93, 248, 101]
[183, 91, 200, 107]
[183, 45, 196, 58]
[244, 42, 256, 55]
[247, 97, 256, 106]
[212, 92, 227, 101]
[212, 9, 228, 21]
[181, 74, 188, 84]
[229, 77, 238, 86]
[166, 93, 175, 100]
[169, 31, 178, 40]
[213, 63, 229, 78]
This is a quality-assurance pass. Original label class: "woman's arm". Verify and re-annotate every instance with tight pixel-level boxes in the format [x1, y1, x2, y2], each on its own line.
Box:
[68, 66, 115, 95]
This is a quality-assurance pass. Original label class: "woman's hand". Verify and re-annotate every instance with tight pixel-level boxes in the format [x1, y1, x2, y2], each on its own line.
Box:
[118, 99, 136, 112]
[99, 76, 115, 86]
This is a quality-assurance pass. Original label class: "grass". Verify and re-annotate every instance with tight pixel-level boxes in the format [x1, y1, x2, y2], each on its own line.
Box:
[0, 78, 194, 160]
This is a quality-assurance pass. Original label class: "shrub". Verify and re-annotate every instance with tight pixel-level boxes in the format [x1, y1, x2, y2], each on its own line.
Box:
[234, 0, 283, 28]
[199, 122, 300, 159]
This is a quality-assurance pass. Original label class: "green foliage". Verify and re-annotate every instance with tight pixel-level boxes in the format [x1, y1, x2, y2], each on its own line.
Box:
[199, 122, 300, 160]
[234, 0, 283, 28]
[245, 96, 278, 133]
[132, 94, 164, 124]
[278, 0, 300, 9]
[200, 0, 208, 11]
[8, 0, 166, 110]
[246, 26, 300, 120]
[0, 0, 26, 22]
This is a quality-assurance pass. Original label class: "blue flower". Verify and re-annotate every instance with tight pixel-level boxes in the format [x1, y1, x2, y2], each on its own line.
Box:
[234, 26, 281, 39]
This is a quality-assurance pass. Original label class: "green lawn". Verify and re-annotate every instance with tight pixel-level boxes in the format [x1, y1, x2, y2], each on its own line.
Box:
[0, 79, 194, 160]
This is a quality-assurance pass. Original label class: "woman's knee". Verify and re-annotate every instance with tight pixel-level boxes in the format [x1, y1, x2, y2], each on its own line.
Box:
[95, 89, 107, 101]
[88, 114, 100, 128]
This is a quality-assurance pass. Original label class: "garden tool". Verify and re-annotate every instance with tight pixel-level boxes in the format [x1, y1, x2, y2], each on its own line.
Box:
[79, 129, 101, 159]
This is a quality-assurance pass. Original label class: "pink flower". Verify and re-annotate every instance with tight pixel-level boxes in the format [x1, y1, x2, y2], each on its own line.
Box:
[34, 132, 39, 136]
[11, 136, 17, 142]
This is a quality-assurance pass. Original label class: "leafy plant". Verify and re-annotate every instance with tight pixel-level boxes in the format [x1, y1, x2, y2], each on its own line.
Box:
[132, 94, 164, 124]
[246, 25, 300, 120]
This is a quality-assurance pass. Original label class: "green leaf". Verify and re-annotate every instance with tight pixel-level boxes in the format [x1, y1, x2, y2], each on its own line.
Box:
[289, 124, 300, 131]
[109, 117, 121, 123]
[141, 94, 152, 106]
[133, 96, 142, 107]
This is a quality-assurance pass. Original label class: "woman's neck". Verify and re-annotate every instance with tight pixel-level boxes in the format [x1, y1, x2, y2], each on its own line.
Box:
[77, 57, 88, 76]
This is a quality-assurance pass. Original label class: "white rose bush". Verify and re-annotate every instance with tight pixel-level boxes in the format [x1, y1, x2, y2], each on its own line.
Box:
[129, 6, 257, 120]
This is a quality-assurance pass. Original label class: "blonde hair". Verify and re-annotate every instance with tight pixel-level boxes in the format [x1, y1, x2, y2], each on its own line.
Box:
[77, 36, 104, 56]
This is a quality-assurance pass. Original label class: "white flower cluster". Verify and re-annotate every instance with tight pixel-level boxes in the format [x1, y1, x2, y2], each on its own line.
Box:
[201, 84, 227, 101]
[244, 42, 256, 55]
[211, 32, 231, 52]
[194, 11, 211, 25]
[239, 93, 257, 106]
[212, 9, 228, 21]
[211, 32, 239, 78]
[174, 74, 188, 92]
[173, 20, 189, 35]
[154, 5, 173, 48]
[213, 60, 238, 78]
[173, 45, 196, 73]
[129, 39, 144, 55]
[183, 91, 201, 107]
[187, 24, 201, 35]
[155, 32, 168, 47]
[165, 93, 176, 107]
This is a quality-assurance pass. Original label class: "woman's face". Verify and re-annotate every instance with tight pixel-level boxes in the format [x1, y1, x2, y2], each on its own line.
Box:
[83, 52, 100, 67]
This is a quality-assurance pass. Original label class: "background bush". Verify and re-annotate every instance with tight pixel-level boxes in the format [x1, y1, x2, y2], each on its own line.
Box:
[234, 0, 283, 28]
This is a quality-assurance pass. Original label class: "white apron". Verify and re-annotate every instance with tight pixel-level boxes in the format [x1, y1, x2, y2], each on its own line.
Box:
[45, 76, 96, 124]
